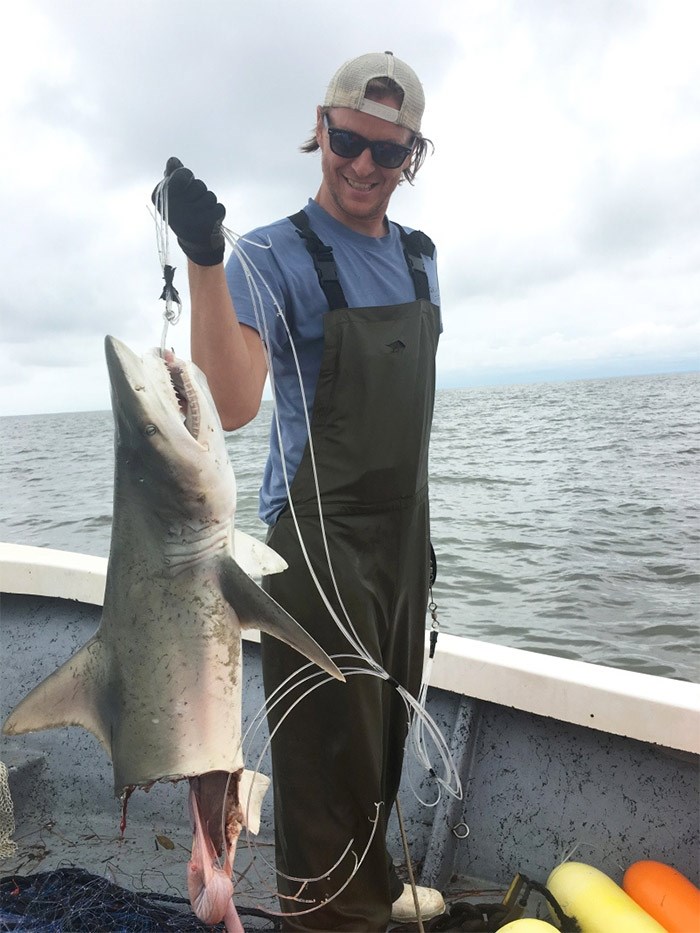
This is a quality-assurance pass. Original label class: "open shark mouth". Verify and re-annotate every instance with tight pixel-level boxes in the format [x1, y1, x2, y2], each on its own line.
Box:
[165, 357, 201, 441]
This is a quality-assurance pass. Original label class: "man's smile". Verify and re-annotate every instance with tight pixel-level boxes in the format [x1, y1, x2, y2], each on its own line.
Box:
[344, 176, 378, 191]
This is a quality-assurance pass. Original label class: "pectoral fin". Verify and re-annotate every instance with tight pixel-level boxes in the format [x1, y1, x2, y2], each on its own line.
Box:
[219, 556, 344, 682]
[2, 635, 112, 754]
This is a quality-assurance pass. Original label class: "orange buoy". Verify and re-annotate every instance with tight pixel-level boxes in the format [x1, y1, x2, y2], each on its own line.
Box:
[623, 860, 700, 933]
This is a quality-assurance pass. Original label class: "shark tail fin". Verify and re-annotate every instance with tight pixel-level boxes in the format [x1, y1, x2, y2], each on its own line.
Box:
[2, 635, 112, 755]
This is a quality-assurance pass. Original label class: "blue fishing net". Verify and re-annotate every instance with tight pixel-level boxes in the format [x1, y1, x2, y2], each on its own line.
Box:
[0, 868, 280, 931]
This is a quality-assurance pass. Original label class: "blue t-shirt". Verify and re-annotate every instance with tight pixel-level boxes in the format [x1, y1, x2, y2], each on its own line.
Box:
[225, 198, 440, 524]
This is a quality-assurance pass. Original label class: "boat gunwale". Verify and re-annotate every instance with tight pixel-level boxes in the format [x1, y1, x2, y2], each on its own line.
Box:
[1, 541, 698, 755]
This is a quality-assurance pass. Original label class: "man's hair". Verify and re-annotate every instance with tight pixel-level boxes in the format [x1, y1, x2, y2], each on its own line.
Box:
[301, 77, 433, 185]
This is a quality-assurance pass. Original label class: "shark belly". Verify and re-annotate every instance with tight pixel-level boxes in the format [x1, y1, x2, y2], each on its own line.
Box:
[106, 561, 246, 794]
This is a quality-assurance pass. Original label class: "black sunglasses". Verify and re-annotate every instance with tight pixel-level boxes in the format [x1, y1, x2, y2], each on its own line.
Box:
[323, 115, 414, 169]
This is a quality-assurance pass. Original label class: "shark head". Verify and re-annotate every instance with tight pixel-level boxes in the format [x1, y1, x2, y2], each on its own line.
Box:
[104, 335, 235, 525]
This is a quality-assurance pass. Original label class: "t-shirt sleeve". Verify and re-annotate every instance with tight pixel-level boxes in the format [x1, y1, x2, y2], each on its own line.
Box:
[224, 233, 289, 351]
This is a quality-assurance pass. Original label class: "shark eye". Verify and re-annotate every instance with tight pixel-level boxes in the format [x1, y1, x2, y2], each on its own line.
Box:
[144, 424, 158, 436]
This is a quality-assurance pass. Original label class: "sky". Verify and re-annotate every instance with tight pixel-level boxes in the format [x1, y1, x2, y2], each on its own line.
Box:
[1, 0, 698, 416]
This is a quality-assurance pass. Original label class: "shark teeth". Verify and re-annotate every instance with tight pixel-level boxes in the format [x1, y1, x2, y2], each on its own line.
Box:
[167, 362, 201, 440]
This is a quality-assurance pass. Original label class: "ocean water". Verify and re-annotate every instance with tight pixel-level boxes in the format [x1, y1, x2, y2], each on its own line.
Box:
[1, 372, 698, 682]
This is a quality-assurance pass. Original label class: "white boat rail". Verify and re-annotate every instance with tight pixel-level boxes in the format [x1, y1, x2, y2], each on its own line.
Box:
[1, 541, 698, 755]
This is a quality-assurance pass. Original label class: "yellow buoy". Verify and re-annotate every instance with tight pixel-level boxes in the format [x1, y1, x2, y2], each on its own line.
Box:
[547, 861, 668, 932]
[498, 920, 559, 931]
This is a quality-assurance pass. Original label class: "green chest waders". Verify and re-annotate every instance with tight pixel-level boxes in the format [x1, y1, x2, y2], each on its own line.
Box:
[261, 211, 440, 931]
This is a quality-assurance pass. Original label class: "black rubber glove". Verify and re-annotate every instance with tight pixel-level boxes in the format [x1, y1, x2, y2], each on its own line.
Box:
[152, 157, 226, 266]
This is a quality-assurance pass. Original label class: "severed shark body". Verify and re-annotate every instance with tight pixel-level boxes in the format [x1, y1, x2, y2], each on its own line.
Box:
[3, 335, 344, 930]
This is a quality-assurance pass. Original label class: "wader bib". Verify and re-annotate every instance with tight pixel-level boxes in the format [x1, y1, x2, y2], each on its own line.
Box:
[262, 210, 440, 931]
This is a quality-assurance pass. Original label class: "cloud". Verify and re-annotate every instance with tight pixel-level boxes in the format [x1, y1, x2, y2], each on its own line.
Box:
[1, 0, 698, 415]
[576, 155, 700, 261]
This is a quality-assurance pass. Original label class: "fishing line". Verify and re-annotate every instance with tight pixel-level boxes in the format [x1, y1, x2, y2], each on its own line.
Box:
[234, 652, 458, 913]
[233, 653, 456, 917]
[227, 233, 373, 663]
[148, 203, 461, 908]
[559, 840, 624, 873]
[228, 238, 460, 806]
[237, 660, 381, 887]
[225, 228, 461, 801]
[151, 176, 182, 352]
[146, 205, 422, 699]
[233, 661, 385, 915]
[258, 806, 381, 921]
[406, 608, 445, 805]
[235, 753, 382, 923]
[229, 232, 437, 686]
[148, 188, 360, 667]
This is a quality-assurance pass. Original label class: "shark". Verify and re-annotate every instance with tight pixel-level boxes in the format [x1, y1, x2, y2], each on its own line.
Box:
[3, 335, 344, 931]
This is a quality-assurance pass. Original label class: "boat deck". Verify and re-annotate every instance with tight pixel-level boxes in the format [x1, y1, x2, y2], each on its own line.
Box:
[0, 588, 539, 928]
[1, 549, 698, 929]
[0, 792, 532, 929]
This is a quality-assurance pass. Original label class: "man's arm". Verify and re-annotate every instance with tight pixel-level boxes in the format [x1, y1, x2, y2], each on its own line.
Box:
[188, 262, 268, 430]
[153, 158, 268, 430]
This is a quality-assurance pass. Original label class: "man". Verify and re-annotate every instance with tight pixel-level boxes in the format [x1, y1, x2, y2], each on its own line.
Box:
[156, 51, 444, 931]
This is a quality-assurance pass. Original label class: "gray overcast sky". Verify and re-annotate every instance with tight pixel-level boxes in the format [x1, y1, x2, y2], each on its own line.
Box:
[1, 0, 698, 415]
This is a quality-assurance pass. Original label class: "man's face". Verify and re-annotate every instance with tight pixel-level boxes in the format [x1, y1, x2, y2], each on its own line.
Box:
[314, 104, 414, 236]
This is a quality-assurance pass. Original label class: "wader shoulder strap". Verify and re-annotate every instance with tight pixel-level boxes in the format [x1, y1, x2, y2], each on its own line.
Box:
[288, 209, 348, 311]
[287, 210, 436, 310]
[393, 223, 436, 303]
